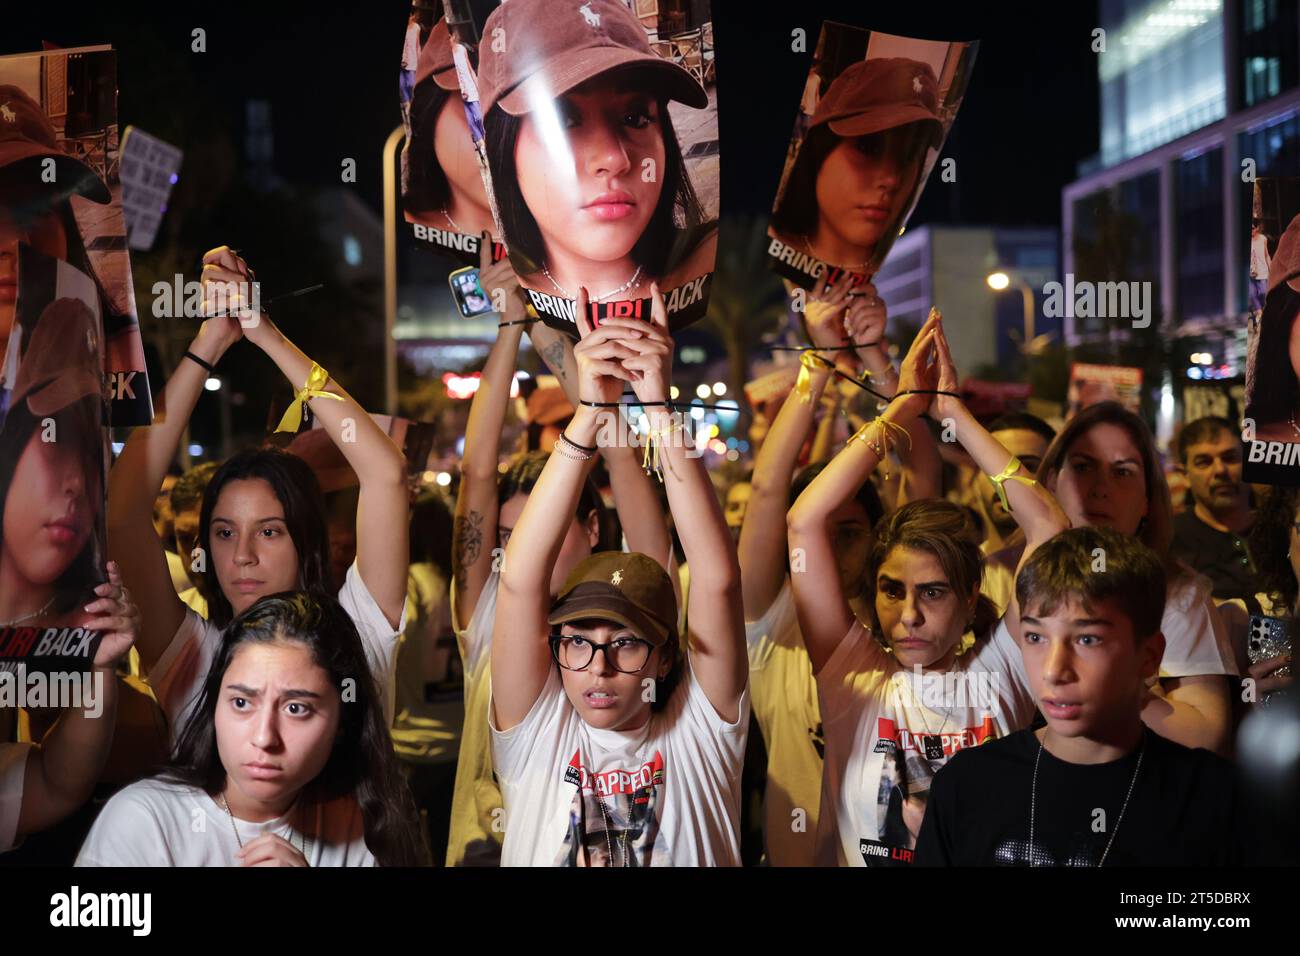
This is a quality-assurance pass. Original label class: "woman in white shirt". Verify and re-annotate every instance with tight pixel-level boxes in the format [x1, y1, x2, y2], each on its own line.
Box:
[787, 310, 1065, 865]
[107, 247, 410, 737]
[489, 285, 748, 866]
[76, 592, 426, 866]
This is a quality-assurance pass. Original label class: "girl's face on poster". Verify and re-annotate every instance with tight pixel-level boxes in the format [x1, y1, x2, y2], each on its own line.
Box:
[209, 478, 302, 615]
[0, 204, 69, 340]
[433, 94, 487, 208]
[216, 641, 340, 811]
[814, 129, 923, 257]
[2, 422, 97, 587]
[874, 544, 971, 670]
[1049, 423, 1149, 537]
[515, 76, 666, 268]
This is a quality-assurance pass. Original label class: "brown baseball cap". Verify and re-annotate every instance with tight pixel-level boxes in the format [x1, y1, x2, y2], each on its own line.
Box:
[549, 551, 677, 646]
[809, 58, 943, 144]
[477, 0, 707, 117]
[0, 86, 111, 204]
[1269, 213, 1300, 294]
[9, 297, 105, 417]
[415, 19, 462, 91]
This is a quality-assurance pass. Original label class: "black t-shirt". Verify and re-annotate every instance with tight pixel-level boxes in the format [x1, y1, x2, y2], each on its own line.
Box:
[914, 728, 1245, 866]
[1170, 509, 1256, 607]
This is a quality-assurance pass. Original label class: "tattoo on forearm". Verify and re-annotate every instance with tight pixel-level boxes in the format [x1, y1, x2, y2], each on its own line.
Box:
[454, 510, 485, 585]
[541, 341, 567, 380]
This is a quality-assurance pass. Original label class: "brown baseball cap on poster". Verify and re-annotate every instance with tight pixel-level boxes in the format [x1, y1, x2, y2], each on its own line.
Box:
[809, 58, 943, 145]
[1268, 213, 1300, 294]
[415, 19, 462, 91]
[9, 297, 104, 418]
[549, 551, 678, 646]
[0, 86, 111, 204]
[476, 0, 707, 117]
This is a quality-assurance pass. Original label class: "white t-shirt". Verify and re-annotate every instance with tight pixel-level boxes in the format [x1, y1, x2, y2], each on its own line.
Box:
[401, 21, 420, 71]
[816, 619, 1038, 867]
[150, 560, 405, 744]
[75, 777, 374, 867]
[446, 573, 503, 866]
[0, 742, 32, 853]
[745, 580, 822, 867]
[492, 663, 749, 867]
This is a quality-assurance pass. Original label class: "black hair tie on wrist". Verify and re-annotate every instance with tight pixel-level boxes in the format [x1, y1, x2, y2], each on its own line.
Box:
[578, 399, 673, 408]
[892, 389, 961, 399]
[183, 351, 216, 374]
[497, 318, 537, 328]
[559, 432, 597, 454]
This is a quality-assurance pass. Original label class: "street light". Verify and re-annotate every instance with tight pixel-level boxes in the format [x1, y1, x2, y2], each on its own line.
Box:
[986, 270, 1051, 356]
[986, 271, 1010, 291]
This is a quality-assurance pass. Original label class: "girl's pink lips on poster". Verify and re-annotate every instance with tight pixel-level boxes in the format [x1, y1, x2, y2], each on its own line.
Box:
[583, 190, 637, 221]
[232, 578, 265, 594]
[854, 203, 891, 222]
[43, 515, 85, 546]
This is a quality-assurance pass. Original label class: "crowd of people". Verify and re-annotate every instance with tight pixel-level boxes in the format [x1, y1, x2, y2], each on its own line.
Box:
[1, 236, 1293, 868]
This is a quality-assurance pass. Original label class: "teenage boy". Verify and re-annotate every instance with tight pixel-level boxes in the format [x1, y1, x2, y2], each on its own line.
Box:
[1170, 417, 1256, 608]
[915, 527, 1245, 866]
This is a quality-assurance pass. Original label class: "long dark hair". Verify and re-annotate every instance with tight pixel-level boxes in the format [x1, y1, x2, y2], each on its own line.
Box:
[0, 395, 104, 611]
[404, 78, 454, 214]
[1246, 281, 1300, 426]
[865, 499, 998, 648]
[196, 448, 332, 628]
[1250, 484, 1298, 614]
[1037, 401, 1178, 573]
[484, 73, 705, 277]
[162, 592, 429, 866]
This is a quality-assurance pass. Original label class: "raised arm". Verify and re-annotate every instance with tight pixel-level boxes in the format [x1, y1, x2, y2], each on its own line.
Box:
[203, 247, 408, 627]
[786, 311, 940, 672]
[107, 313, 243, 670]
[453, 241, 528, 631]
[17, 564, 136, 839]
[607, 286, 746, 719]
[739, 281, 853, 621]
[492, 289, 637, 730]
[927, 312, 1068, 636]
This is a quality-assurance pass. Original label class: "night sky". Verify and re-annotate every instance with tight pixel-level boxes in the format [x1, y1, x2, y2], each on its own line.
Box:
[3, 0, 1100, 231]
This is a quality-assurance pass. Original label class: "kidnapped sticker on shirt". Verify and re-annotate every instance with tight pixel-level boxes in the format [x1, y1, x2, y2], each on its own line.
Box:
[558, 748, 670, 867]
[864, 715, 998, 866]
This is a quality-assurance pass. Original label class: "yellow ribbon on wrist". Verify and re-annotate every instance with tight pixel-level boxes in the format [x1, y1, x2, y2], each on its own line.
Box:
[986, 455, 1039, 514]
[849, 415, 912, 479]
[641, 420, 686, 483]
[794, 350, 834, 404]
[275, 362, 345, 434]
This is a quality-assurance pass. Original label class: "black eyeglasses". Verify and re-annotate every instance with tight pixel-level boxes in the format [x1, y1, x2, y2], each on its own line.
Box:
[549, 633, 656, 674]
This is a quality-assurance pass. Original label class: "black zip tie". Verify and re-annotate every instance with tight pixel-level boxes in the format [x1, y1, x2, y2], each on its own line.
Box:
[203, 283, 325, 320]
[498, 318, 537, 328]
[579, 399, 739, 411]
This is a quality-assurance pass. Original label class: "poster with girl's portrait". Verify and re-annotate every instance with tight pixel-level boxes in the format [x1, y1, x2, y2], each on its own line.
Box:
[401, 4, 506, 266]
[766, 25, 976, 290]
[0, 47, 151, 427]
[0, 243, 108, 675]
[448, 0, 721, 334]
[1242, 177, 1300, 485]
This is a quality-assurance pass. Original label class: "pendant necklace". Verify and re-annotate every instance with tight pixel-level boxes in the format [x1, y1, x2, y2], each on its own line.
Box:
[543, 264, 643, 303]
[220, 790, 312, 862]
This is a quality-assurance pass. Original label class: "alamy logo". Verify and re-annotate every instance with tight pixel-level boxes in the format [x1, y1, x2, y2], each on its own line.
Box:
[50, 886, 151, 936]
[1042, 273, 1151, 328]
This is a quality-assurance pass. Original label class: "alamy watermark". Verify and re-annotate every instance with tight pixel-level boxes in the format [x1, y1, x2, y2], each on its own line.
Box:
[1042, 273, 1152, 328]
[0, 665, 106, 718]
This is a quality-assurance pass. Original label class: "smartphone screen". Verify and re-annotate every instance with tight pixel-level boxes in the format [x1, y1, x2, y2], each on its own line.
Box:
[449, 267, 494, 318]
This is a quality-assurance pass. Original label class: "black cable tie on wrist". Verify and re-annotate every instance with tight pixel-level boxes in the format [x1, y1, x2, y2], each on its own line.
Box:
[891, 389, 961, 399]
[183, 351, 216, 374]
[497, 318, 537, 328]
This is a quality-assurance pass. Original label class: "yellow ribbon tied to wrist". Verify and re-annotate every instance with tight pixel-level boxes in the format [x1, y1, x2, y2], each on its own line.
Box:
[795, 350, 834, 404]
[275, 362, 345, 433]
[986, 455, 1039, 514]
[850, 416, 912, 479]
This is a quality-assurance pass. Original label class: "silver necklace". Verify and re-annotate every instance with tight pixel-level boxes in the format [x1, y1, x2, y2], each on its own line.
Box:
[0, 595, 57, 628]
[220, 791, 311, 861]
[801, 234, 869, 271]
[440, 205, 462, 233]
[1029, 734, 1144, 867]
[543, 264, 643, 303]
[893, 668, 955, 763]
[592, 791, 630, 867]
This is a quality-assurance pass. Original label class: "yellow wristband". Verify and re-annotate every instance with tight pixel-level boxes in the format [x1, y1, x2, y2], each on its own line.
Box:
[275, 362, 345, 434]
[986, 456, 1039, 514]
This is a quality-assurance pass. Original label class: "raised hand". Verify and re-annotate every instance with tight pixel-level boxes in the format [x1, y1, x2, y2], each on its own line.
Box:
[236, 832, 310, 867]
[84, 561, 139, 670]
[572, 286, 637, 407]
[605, 282, 673, 407]
[199, 246, 273, 350]
[476, 230, 526, 326]
[844, 282, 888, 350]
[893, 307, 943, 423]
